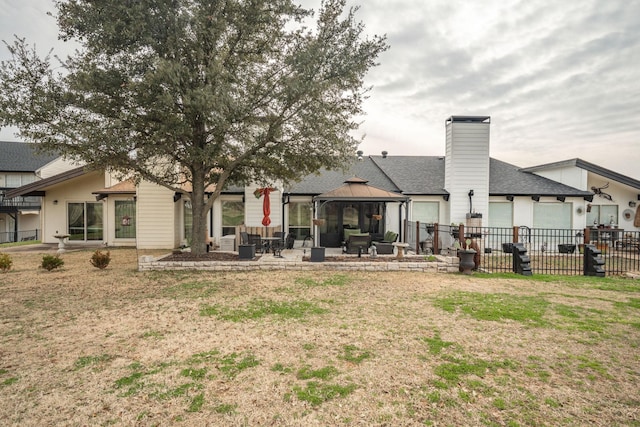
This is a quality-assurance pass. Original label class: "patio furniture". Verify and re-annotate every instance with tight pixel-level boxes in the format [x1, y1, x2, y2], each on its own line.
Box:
[372, 231, 398, 255]
[343, 233, 371, 254]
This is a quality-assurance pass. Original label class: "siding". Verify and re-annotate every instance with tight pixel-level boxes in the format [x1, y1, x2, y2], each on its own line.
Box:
[136, 180, 176, 249]
[445, 122, 490, 224]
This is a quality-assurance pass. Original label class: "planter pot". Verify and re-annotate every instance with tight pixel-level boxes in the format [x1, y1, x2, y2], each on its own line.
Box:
[458, 249, 476, 274]
[558, 244, 576, 254]
[238, 244, 256, 260]
[310, 247, 325, 262]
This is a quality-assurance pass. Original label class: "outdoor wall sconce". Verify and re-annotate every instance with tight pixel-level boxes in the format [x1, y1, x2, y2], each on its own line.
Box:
[556, 196, 566, 202]
[630, 201, 637, 208]
[173, 192, 182, 202]
[53, 200, 58, 205]
[531, 195, 540, 202]
[442, 194, 450, 201]
[506, 195, 514, 201]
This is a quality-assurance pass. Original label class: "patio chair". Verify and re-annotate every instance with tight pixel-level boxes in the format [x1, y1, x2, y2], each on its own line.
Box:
[343, 233, 371, 254]
[247, 233, 263, 254]
[372, 231, 398, 255]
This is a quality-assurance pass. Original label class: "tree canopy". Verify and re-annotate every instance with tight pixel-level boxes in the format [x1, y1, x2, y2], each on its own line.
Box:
[0, 0, 387, 253]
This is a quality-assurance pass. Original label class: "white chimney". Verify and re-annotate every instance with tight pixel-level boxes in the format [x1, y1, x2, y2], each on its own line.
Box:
[444, 116, 490, 225]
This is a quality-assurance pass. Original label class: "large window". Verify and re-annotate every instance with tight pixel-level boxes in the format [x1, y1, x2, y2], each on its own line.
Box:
[533, 203, 572, 229]
[115, 200, 136, 239]
[586, 205, 618, 227]
[68, 202, 103, 241]
[489, 202, 513, 228]
[288, 202, 311, 240]
[222, 200, 244, 236]
[412, 201, 439, 224]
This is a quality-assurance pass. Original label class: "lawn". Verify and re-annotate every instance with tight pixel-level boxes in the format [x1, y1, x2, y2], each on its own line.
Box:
[1, 248, 639, 426]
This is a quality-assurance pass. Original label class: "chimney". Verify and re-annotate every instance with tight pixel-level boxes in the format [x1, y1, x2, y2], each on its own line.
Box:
[444, 116, 490, 225]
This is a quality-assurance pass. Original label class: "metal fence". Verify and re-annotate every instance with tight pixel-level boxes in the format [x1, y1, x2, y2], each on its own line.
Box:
[407, 221, 640, 276]
[0, 229, 40, 244]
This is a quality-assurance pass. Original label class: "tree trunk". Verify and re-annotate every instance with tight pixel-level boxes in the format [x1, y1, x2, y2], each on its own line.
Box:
[190, 169, 207, 255]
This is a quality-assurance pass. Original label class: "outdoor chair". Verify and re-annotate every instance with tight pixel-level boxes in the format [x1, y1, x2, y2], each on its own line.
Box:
[343, 233, 371, 254]
[247, 233, 263, 254]
[372, 231, 398, 255]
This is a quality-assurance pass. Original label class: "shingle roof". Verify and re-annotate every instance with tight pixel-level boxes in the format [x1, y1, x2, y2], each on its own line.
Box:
[286, 157, 401, 194]
[489, 159, 593, 196]
[287, 155, 593, 197]
[0, 141, 60, 172]
[370, 155, 447, 195]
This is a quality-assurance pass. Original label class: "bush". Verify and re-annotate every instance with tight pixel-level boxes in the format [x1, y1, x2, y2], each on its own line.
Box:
[90, 250, 111, 269]
[41, 254, 64, 271]
[0, 253, 13, 272]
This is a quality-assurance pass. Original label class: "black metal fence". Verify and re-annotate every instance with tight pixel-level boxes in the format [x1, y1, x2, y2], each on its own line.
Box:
[0, 229, 40, 244]
[407, 221, 640, 276]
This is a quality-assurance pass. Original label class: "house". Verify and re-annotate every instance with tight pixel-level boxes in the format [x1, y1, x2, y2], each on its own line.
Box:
[0, 141, 77, 243]
[6, 116, 640, 250]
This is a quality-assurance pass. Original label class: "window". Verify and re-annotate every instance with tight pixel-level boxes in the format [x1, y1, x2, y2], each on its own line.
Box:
[412, 202, 439, 224]
[288, 202, 311, 239]
[115, 200, 136, 239]
[533, 203, 572, 229]
[586, 205, 618, 227]
[183, 201, 193, 243]
[68, 202, 103, 241]
[489, 202, 513, 228]
[222, 200, 244, 236]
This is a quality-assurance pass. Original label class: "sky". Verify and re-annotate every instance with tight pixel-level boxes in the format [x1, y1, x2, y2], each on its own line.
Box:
[1, 0, 639, 179]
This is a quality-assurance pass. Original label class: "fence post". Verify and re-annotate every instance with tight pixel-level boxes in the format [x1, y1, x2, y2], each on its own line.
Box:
[433, 223, 440, 255]
[513, 226, 519, 244]
[415, 221, 421, 253]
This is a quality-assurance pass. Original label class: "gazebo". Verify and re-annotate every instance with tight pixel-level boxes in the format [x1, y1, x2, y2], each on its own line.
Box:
[312, 177, 410, 247]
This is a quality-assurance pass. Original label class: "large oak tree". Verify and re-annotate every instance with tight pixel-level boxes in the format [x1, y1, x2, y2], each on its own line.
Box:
[0, 0, 387, 253]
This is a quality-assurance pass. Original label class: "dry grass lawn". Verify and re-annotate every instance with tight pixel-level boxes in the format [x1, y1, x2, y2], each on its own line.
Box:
[1, 248, 639, 426]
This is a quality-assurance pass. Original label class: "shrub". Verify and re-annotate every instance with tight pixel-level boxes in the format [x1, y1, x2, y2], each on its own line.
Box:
[41, 254, 64, 271]
[90, 250, 111, 269]
[0, 253, 13, 272]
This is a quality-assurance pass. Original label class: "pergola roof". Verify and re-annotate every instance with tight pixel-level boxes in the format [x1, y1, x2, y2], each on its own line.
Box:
[313, 177, 409, 202]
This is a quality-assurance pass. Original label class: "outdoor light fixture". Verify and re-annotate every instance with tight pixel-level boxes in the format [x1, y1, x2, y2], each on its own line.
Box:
[630, 201, 637, 208]
[506, 195, 514, 201]
[531, 195, 540, 202]
[173, 192, 182, 202]
[556, 196, 566, 202]
[53, 200, 58, 205]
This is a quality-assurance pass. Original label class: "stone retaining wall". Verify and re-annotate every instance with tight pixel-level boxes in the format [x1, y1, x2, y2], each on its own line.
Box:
[138, 255, 460, 273]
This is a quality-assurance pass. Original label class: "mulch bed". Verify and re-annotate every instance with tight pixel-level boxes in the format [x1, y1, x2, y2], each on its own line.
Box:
[159, 252, 258, 262]
[158, 252, 432, 263]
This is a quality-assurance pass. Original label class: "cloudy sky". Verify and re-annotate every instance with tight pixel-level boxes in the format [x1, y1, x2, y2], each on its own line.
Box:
[2, 0, 639, 179]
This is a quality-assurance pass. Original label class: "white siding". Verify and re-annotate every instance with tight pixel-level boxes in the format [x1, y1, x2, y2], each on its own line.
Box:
[444, 120, 490, 225]
[532, 166, 587, 191]
[136, 180, 177, 249]
[38, 158, 80, 179]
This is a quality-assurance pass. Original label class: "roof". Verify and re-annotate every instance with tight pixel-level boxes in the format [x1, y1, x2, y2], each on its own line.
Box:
[286, 157, 401, 194]
[0, 141, 60, 173]
[489, 159, 593, 197]
[93, 180, 136, 198]
[521, 158, 640, 191]
[314, 177, 409, 202]
[289, 155, 592, 198]
[5, 166, 92, 198]
[370, 155, 447, 195]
